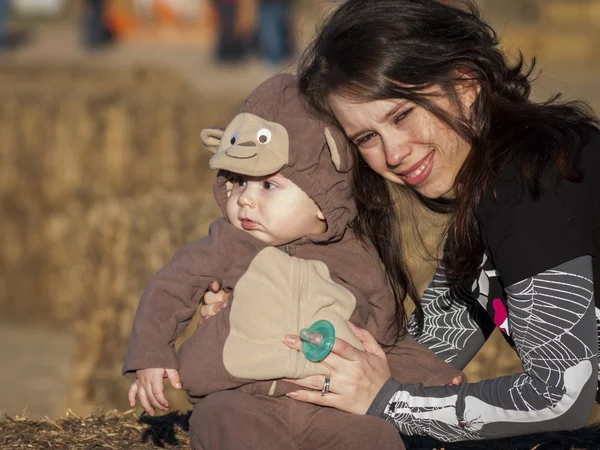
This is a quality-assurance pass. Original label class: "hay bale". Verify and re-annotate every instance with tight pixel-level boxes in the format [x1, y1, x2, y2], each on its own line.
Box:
[64, 190, 221, 416]
[0, 63, 243, 325]
[0, 410, 191, 449]
[1, 410, 599, 450]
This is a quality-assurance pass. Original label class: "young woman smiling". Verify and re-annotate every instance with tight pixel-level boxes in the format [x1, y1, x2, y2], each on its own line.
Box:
[276, 0, 600, 442]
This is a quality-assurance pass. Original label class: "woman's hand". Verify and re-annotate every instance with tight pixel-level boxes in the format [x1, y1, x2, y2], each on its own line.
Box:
[201, 280, 230, 319]
[282, 321, 391, 415]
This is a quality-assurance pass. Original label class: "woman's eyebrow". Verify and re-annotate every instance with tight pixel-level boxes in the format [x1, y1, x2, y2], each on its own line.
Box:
[347, 101, 407, 141]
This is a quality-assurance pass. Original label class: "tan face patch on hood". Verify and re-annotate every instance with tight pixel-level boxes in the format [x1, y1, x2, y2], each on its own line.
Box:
[203, 113, 290, 176]
[201, 73, 356, 244]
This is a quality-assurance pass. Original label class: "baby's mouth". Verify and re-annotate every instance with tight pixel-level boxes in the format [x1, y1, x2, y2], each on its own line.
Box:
[240, 218, 260, 230]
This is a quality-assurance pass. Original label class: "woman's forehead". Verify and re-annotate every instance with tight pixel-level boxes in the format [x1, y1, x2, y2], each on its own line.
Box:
[329, 96, 406, 120]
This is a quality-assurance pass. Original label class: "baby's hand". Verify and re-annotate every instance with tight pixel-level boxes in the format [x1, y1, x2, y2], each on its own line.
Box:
[201, 280, 230, 319]
[446, 374, 465, 387]
[128, 368, 181, 416]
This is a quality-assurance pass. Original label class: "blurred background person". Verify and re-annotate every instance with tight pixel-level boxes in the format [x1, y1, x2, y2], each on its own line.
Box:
[257, 0, 293, 65]
[0, 0, 7, 48]
[213, 0, 246, 62]
[82, 0, 113, 49]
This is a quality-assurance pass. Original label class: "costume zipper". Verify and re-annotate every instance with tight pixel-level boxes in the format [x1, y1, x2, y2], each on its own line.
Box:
[284, 244, 292, 255]
[297, 262, 304, 357]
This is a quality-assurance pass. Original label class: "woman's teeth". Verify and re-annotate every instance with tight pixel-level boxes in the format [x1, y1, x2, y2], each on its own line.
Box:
[407, 159, 430, 178]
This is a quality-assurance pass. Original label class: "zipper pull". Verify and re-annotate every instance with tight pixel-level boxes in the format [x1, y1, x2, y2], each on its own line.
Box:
[284, 244, 291, 255]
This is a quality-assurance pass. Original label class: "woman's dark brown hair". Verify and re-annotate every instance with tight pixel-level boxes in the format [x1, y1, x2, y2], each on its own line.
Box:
[298, 0, 599, 329]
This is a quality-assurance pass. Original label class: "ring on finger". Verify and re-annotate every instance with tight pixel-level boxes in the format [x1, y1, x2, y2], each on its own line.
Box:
[321, 377, 331, 397]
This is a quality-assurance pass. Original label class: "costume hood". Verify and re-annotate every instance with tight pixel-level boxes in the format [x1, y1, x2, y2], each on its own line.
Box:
[200, 73, 356, 243]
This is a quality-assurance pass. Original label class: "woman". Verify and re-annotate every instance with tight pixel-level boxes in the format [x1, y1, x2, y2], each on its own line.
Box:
[204, 0, 600, 442]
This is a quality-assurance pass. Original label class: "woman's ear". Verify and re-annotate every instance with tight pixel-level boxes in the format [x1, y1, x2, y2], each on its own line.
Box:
[324, 127, 353, 172]
[200, 127, 225, 154]
[454, 69, 481, 112]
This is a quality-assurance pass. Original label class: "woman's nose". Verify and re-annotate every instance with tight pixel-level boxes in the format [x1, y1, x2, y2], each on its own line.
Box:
[384, 142, 410, 167]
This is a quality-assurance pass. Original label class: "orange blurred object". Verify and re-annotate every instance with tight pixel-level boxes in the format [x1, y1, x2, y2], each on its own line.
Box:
[105, 5, 138, 38]
[154, 0, 180, 26]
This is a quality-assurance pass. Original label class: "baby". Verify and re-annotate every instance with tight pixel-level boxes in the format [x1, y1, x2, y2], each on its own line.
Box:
[123, 74, 462, 449]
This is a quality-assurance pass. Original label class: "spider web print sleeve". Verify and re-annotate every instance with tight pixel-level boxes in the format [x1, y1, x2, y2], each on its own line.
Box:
[407, 264, 496, 370]
[377, 256, 598, 441]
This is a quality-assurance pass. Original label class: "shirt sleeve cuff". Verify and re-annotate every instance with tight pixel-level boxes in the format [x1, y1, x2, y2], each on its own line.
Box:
[366, 377, 402, 418]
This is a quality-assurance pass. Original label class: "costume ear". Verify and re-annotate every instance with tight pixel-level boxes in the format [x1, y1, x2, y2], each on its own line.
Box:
[324, 127, 352, 172]
[200, 127, 225, 154]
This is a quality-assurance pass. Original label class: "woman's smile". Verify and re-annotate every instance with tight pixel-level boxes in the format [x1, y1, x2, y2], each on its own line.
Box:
[397, 150, 435, 186]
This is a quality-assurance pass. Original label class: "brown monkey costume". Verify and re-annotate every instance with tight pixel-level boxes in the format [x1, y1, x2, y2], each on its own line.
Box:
[123, 74, 463, 450]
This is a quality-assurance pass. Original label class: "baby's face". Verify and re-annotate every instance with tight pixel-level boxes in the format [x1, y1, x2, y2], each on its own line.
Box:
[226, 172, 326, 246]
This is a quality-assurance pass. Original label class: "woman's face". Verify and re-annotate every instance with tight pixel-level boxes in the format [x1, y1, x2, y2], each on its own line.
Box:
[329, 90, 474, 199]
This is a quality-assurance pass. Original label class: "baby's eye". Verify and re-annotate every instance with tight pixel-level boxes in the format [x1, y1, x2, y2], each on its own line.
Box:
[231, 175, 247, 187]
[229, 131, 239, 146]
[256, 128, 272, 144]
[263, 181, 276, 189]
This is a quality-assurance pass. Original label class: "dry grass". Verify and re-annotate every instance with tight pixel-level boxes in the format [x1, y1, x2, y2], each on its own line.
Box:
[0, 410, 190, 450]
[1, 410, 599, 450]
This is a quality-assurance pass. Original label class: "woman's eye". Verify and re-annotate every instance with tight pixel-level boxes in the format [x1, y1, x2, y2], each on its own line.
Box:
[263, 181, 276, 189]
[256, 128, 272, 144]
[394, 108, 413, 124]
[356, 133, 376, 147]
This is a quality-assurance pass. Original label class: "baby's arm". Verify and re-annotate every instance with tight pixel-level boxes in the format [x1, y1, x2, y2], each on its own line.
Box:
[123, 239, 223, 375]
[122, 220, 240, 385]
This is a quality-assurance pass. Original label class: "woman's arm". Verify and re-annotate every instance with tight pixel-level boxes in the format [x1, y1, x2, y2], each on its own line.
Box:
[408, 263, 495, 370]
[283, 256, 598, 441]
[378, 256, 598, 441]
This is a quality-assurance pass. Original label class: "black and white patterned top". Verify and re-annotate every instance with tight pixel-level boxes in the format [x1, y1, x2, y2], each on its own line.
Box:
[367, 129, 600, 441]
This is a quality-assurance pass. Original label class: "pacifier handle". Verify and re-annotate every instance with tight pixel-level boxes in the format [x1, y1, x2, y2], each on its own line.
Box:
[299, 319, 336, 362]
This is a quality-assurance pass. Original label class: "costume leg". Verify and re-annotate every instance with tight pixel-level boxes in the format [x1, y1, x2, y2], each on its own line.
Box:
[188, 391, 297, 450]
[297, 405, 406, 450]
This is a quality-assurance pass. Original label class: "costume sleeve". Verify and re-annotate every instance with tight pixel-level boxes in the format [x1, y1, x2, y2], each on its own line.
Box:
[327, 236, 465, 387]
[368, 256, 598, 441]
[407, 263, 495, 370]
[122, 219, 232, 377]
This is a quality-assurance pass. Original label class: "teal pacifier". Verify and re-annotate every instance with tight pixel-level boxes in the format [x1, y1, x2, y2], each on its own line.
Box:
[299, 319, 336, 362]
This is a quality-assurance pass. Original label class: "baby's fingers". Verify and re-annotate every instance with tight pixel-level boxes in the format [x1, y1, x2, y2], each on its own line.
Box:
[165, 368, 182, 390]
[137, 386, 156, 416]
[200, 298, 228, 319]
[128, 382, 138, 407]
[150, 378, 170, 411]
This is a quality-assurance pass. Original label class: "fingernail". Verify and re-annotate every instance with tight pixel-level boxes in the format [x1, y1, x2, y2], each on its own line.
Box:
[175, 383, 181, 389]
[283, 335, 297, 344]
[286, 392, 299, 398]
